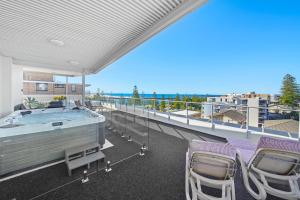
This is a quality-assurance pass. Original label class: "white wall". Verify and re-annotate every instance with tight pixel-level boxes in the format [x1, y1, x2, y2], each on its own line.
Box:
[248, 98, 259, 127]
[0, 56, 23, 118]
[0, 55, 13, 117]
[11, 64, 23, 107]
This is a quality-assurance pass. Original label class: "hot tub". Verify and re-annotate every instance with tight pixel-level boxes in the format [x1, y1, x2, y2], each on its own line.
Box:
[0, 108, 105, 176]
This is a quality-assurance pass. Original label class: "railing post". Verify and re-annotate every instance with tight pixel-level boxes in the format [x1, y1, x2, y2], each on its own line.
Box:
[298, 111, 300, 141]
[211, 103, 214, 129]
[110, 97, 113, 127]
[167, 99, 170, 120]
[133, 101, 135, 113]
[186, 102, 189, 125]
[110, 98, 113, 110]
[154, 100, 156, 117]
[147, 107, 150, 150]
[246, 106, 250, 138]
[142, 99, 144, 114]
[124, 108, 127, 135]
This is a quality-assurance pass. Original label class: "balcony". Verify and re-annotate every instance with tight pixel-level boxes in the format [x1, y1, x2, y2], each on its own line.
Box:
[0, 113, 266, 200]
[0, 1, 299, 199]
[0, 96, 299, 200]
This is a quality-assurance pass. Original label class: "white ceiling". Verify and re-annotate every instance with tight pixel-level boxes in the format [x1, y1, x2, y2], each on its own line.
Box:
[0, 0, 207, 75]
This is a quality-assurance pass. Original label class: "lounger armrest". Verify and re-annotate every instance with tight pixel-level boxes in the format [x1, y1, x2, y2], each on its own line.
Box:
[252, 166, 300, 198]
[236, 150, 267, 200]
[252, 167, 300, 181]
[190, 169, 233, 186]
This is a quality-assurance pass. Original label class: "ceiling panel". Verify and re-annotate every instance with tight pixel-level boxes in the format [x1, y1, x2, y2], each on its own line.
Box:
[0, 0, 207, 74]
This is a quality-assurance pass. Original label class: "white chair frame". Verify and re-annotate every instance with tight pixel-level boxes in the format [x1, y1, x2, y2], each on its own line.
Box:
[186, 150, 236, 200]
[237, 149, 300, 200]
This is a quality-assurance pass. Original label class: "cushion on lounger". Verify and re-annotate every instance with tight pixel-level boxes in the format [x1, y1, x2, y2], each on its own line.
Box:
[251, 137, 300, 174]
[189, 140, 237, 179]
[257, 136, 300, 154]
[189, 140, 236, 159]
[227, 138, 257, 164]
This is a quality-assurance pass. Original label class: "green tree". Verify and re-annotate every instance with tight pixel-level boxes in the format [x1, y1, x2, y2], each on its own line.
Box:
[182, 96, 191, 109]
[131, 85, 141, 105]
[191, 96, 206, 110]
[160, 95, 166, 111]
[100, 90, 105, 101]
[173, 94, 181, 110]
[280, 74, 300, 107]
[151, 91, 158, 109]
[93, 88, 101, 100]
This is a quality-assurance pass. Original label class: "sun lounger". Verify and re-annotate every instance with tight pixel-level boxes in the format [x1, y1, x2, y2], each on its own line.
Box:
[186, 140, 237, 200]
[229, 136, 300, 200]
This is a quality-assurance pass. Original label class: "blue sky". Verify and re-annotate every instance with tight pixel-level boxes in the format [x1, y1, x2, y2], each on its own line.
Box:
[85, 0, 300, 95]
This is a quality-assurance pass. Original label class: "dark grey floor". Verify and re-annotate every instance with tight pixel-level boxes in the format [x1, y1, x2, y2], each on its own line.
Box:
[0, 111, 285, 200]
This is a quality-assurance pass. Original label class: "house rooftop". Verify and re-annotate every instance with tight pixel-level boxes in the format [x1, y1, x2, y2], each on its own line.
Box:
[265, 119, 299, 134]
[214, 109, 246, 123]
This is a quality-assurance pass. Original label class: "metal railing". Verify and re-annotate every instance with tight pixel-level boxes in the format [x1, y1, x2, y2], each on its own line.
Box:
[88, 95, 300, 140]
[21, 94, 300, 140]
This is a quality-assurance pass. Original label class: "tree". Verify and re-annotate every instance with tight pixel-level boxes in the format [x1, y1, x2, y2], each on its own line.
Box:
[173, 94, 181, 110]
[131, 85, 141, 105]
[160, 95, 166, 111]
[280, 74, 300, 107]
[182, 96, 191, 109]
[151, 91, 158, 109]
[93, 88, 101, 100]
[191, 96, 206, 110]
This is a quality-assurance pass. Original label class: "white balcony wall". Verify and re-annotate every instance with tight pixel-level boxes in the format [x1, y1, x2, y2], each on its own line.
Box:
[0, 56, 23, 117]
[11, 64, 23, 109]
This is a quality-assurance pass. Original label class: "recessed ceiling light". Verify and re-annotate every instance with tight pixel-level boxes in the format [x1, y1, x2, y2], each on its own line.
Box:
[68, 60, 80, 65]
[49, 39, 64, 47]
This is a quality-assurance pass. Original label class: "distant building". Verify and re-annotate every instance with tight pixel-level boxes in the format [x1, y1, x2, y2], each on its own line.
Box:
[201, 103, 229, 119]
[241, 92, 270, 100]
[270, 94, 280, 104]
[206, 92, 270, 127]
[208, 93, 240, 104]
[247, 98, 268, 127]
[201, 103, 213, 119]
[207, 97, 220, 103]
[23, 71, 88, 103]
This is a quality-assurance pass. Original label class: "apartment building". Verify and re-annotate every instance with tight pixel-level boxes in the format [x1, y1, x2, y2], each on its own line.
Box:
[241, 92, 270, 100]
[23, 71, 86, 103]
[207, 93, 240, 104]
[247, 98, 268, 127]
[201, 103, 230, 119]
[206, 92, 270, 127]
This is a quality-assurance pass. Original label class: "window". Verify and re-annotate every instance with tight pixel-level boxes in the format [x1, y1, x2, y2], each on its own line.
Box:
[36, 83, 48, 91]
[71, 84, 76, 92]
[54, 84, 65, 88]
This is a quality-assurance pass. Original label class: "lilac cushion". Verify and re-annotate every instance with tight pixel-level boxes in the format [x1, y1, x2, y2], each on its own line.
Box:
[257, 136, 300, 154]
[227, 138, 256, 163]
[189, 140, 236, 160]
[228, 136, 300, 164]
